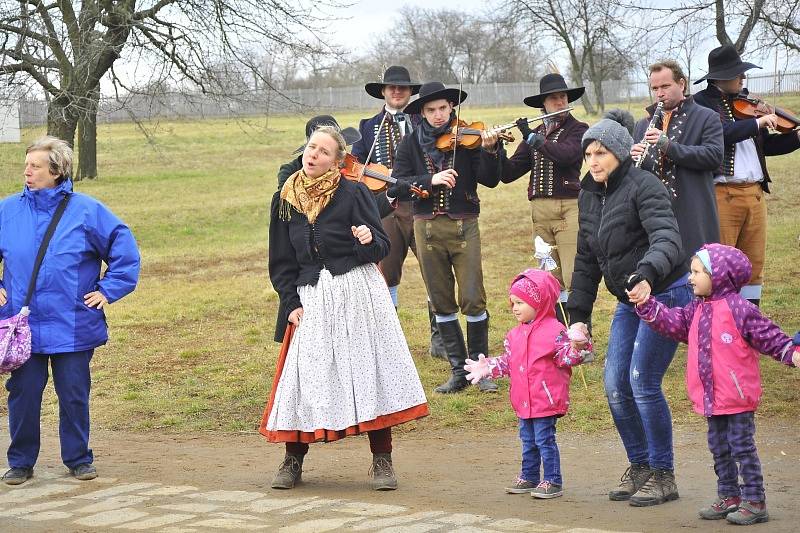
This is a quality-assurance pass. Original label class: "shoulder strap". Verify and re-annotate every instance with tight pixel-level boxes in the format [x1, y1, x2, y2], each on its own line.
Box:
[23, 194, 71, 307]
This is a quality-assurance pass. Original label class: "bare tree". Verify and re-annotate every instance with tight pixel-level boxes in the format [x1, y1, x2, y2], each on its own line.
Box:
[0, 0, 341, 179]
[505, 0, 638, 114]
[759, 0, 800, 54]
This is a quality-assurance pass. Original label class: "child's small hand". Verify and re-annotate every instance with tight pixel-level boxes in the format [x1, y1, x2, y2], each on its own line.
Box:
[464, 354, 491, 384]
[792, 349, 800, 368]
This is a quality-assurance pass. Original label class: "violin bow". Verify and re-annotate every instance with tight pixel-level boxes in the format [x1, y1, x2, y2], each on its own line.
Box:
[447, 68, 465, 198]
[360, 110, 390, 181]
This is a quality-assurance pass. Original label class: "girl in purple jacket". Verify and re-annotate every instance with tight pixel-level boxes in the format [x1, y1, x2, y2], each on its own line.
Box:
[464, 269, 591, 499]
[635, 243, 799, 525]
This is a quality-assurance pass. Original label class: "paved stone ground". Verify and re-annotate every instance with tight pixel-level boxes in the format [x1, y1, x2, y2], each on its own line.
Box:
[1, 420, 797, 532]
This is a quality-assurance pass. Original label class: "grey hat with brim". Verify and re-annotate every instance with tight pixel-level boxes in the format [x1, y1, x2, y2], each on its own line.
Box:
[581, 109, 635, 163]
[403, 81, 467, 116]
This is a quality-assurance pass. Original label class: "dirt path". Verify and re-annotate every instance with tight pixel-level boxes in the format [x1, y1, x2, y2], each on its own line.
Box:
[1, 421, 797, 532]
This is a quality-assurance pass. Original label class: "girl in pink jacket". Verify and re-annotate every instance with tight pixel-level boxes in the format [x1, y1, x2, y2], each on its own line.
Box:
[636, 243, 799, 526]
[465, 269, 591, 499]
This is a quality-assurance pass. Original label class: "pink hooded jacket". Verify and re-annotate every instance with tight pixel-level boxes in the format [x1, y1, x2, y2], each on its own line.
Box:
[488, 269, 576, 419]
[637, 244, 797, 416]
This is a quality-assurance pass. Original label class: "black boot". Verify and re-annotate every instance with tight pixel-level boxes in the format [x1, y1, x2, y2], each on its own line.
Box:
[434, 320, 469, 394]
[467, 316, 497, 392]
[428, 305, 447, 360]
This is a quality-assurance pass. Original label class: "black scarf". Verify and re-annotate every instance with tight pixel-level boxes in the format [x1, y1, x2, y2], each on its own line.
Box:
[416, 110, 456, 171]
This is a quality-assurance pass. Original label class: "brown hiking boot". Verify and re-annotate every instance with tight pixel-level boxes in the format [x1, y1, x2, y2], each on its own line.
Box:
[609, 463, 651, 501]
[629, 468, 679, 506]
[271, 454, 303, 489]
[369, 453, 397, 491]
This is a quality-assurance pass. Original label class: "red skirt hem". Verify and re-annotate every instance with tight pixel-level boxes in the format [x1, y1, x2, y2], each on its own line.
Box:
[260, 403, 429, 444]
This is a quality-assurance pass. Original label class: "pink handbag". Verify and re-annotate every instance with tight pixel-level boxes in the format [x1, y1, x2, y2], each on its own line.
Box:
[0, 309, 32, 373]
[0, 195, 70, 374]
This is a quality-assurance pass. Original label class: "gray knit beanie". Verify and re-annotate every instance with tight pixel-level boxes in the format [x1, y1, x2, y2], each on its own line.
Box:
[581, 109, 635, 162]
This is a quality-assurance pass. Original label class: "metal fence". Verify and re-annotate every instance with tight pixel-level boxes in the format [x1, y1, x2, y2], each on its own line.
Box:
[16, 71, 800, 128]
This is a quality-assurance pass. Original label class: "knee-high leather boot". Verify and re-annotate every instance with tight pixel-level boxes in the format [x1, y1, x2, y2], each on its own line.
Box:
[467, 316, 497, 392]
[428, 305, 447, 359]
[434, 320, 469, 394]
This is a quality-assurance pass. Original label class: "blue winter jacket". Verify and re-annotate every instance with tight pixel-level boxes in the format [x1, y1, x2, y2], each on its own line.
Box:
[0, 180, 140, 354]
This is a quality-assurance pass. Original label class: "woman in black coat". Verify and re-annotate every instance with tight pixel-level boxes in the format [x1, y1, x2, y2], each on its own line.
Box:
[567, 111, 690, 507]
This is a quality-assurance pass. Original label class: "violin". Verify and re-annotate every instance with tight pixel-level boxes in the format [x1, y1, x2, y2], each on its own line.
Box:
[434, 107, 574, 151]
[732, 95, 800, 133]
[340, 153, 429, 199]
[435, 119, 515, 151]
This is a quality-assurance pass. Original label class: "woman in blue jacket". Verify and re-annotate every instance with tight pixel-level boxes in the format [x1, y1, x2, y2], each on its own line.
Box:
[1, 137, 140, 485]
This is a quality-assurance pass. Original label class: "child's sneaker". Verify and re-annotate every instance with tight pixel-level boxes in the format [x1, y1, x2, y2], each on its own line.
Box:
[505, 477, 537, 494]
[531, 480, 563, 499]
[726, 500, 769, 525]
[698, 495, 740, 520]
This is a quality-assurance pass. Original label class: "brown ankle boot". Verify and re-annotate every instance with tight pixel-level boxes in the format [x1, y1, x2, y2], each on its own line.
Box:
[271, 453, 303, 489]
[369, 453, 397, 491]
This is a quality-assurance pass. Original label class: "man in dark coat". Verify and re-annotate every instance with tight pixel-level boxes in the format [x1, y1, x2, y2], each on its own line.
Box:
[631, 60, 724, 274]
[693, 45, 800, 306]
[494, 73, 589, 322]
[393, 81, 501, 393]
[351, 66, 448, 358]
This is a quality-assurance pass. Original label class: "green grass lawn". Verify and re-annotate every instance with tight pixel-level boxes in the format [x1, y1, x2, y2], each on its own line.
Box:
[0, 100, 798, 435]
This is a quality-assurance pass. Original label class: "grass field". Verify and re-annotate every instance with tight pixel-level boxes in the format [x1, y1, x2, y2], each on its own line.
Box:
[0, 100, 798, 436]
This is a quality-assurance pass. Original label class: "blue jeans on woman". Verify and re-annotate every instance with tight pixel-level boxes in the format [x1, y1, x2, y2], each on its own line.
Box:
[604, 283, 692, 471]
[519, 415, 561, 485]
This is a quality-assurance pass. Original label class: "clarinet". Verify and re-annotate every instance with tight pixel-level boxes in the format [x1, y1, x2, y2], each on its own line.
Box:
[634, 102, 664, 168]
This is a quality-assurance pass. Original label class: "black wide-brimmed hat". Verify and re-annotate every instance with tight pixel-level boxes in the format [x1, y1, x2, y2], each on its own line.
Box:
[402, 81, 467, 115]
[365, 66, 422, 99]
[693, 45, 761, 84]
[523, 73, 585, 108]
[292, 115, 361, 154]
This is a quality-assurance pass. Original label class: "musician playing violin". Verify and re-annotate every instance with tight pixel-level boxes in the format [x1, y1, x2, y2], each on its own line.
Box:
[393, 81, 502, 394]
[490, 73, 589, 323]
[351, 66, 449, 359]
[693, 45, 800, 306]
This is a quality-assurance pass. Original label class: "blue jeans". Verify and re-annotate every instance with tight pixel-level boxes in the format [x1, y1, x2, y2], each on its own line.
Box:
[6, 351, 94, 469]
[604, 284, 691, 471]
[519, 416, 561, 485]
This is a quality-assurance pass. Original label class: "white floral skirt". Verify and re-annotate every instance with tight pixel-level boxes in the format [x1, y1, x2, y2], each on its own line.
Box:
[263, 264, 428, 443]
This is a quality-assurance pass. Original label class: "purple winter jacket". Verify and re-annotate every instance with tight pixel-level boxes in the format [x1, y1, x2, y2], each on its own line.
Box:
[636, 243, 797, 416]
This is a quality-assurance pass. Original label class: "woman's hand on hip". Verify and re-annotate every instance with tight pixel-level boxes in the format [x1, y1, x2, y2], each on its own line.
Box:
[351, 225, 373, 245]
[0, 288, 6, 306]
[288, 307, 304, 325]
[625, 277, 652, 305]
[84, 291, 108, 309]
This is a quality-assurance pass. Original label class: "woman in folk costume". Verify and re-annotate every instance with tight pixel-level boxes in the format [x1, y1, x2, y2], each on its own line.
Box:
[264, 125, 428, 491]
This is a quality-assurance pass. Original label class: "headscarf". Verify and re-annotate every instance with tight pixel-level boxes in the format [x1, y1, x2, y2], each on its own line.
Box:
[279, 167, 340, 223]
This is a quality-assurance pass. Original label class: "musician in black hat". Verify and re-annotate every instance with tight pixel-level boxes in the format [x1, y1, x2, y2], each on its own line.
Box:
[350, 67, 449, 358]
[277, 115, 361, 190]
[489, 73, 588, 322]
[694, 45, 800, 307]
[392, 81, 502, 394]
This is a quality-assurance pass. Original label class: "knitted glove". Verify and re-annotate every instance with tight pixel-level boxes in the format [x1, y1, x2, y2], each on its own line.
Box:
[567, 323, 588, 344]
[464, 354, 491, 385]
[516, 117, 533, 141]
[527, 133, 545, 150]
[655, 132, 670, 151]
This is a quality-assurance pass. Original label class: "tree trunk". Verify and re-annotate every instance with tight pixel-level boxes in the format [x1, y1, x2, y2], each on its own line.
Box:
[46, 96, 79, 147]
[76, 89, 100, 181]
